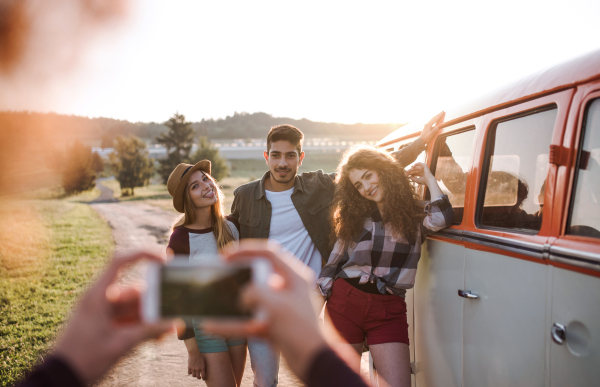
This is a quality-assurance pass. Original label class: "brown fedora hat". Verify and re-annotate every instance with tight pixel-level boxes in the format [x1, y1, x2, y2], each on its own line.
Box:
[167, 160, 212, 213]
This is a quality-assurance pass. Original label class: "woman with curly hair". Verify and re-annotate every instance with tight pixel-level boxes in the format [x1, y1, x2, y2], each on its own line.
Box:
[317, 144, 454, 387]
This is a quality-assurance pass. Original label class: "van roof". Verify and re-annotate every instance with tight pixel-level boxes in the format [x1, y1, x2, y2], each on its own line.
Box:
[378, 49, 600, 147]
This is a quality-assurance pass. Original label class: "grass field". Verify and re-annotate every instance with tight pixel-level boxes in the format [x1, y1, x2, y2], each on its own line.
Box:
[0, 196, 114, 386]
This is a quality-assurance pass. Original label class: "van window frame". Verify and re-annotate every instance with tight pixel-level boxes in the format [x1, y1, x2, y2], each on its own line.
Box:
[474, 103, 558, 234]
[429, 126, 476, 224]
[566, 95, 600, 240]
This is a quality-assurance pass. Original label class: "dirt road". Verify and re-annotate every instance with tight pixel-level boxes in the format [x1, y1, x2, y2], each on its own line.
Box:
[89, 184, 309, 386]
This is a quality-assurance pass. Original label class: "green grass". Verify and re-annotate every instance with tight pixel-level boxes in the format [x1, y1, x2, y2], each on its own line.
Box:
[23, 186, 101, 203]
[0, 199, 114, 386]
[101, 178, 170, 201]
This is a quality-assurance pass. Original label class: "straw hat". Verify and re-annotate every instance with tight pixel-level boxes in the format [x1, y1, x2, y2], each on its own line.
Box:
[167, 160, 212, 213]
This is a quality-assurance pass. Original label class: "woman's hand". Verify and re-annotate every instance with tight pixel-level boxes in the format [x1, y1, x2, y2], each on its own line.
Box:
[419, 111, 446, 145]
[406, 162, 434, 185]
[187, 348, 206, 380]
[406, 162, 444, 199]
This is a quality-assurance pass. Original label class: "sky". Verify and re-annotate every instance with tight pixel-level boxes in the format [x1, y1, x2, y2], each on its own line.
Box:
[2, 0, 600, 125]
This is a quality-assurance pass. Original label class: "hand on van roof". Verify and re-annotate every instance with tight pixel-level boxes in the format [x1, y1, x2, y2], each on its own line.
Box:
[419, 111, 446, 145]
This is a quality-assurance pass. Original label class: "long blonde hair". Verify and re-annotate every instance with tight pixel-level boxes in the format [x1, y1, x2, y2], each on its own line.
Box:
[173, 172, 235, 251]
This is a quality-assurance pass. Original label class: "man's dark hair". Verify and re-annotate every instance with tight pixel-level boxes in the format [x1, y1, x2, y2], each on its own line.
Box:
[266, 125, 304, 154]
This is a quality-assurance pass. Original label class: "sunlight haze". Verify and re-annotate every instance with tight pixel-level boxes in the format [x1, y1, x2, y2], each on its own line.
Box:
[1, 0, 599, 125]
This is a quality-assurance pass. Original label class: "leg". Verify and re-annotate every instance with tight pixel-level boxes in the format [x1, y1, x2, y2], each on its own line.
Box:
[369, 343, 411, 387]
[324, 281, 367, 374]
[202, 351, 238, 387]
[228, 344, 247, 387]
[247, 337, 280, 387]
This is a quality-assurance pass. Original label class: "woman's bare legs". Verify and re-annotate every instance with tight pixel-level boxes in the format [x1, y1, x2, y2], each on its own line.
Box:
[202, 352, 238, 387]
[369, 342, 411, 387]
[228, 344, 247, 387]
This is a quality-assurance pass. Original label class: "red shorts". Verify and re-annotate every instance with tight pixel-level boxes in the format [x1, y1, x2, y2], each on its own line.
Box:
[325, 278, 409, 346]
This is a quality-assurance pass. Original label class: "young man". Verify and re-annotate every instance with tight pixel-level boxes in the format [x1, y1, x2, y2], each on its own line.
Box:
[229, 113, 444, 387]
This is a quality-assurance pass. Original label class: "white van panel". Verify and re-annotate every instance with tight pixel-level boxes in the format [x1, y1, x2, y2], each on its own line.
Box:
[414, 239, 465, 387]
[463, 249, 547, 387]
[549, 267, 600, 386]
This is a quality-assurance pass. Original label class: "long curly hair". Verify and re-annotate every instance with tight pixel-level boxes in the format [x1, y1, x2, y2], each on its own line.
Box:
[332, 146, 425, 248]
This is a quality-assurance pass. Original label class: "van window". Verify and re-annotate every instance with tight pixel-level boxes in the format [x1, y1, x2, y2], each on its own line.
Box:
[478, 107, 557, 232]
[568, 98, 600, 239]
[432, 129, 475, 224]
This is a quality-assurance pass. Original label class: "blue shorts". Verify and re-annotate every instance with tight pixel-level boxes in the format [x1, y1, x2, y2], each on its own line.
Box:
[193, 323, 246, 353]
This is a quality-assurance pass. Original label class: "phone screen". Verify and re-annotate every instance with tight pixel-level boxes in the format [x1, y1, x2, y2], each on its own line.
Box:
[160, 265, 252, 318]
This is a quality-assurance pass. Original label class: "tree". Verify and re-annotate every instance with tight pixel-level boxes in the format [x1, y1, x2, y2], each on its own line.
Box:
[192, 137, 229, 181]
[92, 152, 104, 173]
[156, 113, 195, 183]
[61, 141, 97, 195]
[109, 135, 154, 196]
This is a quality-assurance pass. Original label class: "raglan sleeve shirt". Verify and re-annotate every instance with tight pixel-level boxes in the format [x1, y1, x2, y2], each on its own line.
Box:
[166, 227, 195, 340]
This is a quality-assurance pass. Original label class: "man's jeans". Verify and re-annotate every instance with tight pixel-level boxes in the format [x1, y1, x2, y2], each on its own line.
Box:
[248, 338, 280, 387]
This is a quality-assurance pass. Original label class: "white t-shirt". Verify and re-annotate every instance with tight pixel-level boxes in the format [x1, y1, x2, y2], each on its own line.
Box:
[265, 188, 322, 275]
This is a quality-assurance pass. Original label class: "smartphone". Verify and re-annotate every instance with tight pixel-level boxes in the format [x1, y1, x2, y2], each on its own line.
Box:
[142, 256, 271, 322]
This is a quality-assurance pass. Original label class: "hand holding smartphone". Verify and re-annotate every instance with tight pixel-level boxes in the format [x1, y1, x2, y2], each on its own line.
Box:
[142, 255, 272, 323]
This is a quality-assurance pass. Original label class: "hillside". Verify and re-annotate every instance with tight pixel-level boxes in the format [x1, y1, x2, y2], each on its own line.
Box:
[0, 111, 405, 147]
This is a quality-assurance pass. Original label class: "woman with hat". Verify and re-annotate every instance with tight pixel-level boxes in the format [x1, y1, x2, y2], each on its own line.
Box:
[166, 160, 246, 387]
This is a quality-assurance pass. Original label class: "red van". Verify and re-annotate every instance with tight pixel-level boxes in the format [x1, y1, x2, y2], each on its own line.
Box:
[377, 49, 600, 387]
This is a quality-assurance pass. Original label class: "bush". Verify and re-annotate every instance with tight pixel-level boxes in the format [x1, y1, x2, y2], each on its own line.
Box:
[61, 141, 96, 195]
[109, 135, 154, 196]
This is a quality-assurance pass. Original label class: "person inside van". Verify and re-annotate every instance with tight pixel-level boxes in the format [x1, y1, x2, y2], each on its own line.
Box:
[317, 148, 454, 387]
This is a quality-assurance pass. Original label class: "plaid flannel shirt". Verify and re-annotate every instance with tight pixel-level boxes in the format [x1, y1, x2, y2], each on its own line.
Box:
[317, 195, 454, 298]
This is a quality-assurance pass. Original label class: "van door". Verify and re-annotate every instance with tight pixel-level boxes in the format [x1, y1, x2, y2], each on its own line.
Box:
[548, 86, 600, 386]
[461, 90, 573, 387]
[414, 124, 477, 387]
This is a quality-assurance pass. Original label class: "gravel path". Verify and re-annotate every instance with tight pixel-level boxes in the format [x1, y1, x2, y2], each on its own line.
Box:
[89, 184, 310, 386]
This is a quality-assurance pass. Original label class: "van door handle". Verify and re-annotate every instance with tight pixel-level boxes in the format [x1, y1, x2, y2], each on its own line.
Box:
[458, 289, 479, 299]
[551, 323, 566, 345]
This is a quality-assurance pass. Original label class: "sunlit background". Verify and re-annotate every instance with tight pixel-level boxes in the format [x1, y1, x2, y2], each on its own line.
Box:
[2, 0, 600, 124]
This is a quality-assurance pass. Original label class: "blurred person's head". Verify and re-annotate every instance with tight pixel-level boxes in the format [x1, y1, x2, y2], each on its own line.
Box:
[333, 146, 425, 246]
[264, 125, 305, 184]
[0, 0, 129, 196]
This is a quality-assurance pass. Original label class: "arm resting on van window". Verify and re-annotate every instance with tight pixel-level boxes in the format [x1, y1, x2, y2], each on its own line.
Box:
[390, 111, 446, 168]
[406, 162, 454, 239]
[391, 137, 426, 168]
[420, 195, 454, 241]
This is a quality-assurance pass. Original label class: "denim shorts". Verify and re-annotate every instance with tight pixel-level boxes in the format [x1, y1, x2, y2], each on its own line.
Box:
[193, 323, 246, 353]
